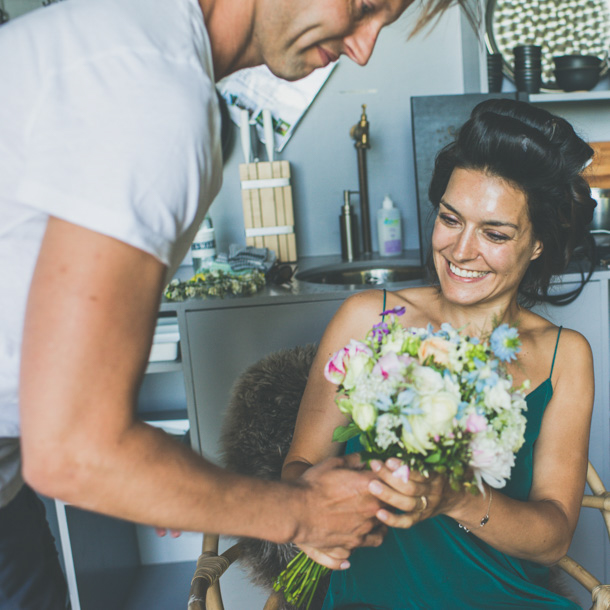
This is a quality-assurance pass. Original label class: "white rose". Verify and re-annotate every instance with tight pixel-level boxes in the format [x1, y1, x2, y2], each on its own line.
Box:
[419, 391, 459, 434]
[352, 402, 377, 431]
[411, 365, 445, 395]
[484, 379, 512, 412]
[380, 327, 408, 356]
[470, 433, 515, 489]
[343, 352, 374, 390]
[401, 391, 458, 454]
[443, 372, 461, 399]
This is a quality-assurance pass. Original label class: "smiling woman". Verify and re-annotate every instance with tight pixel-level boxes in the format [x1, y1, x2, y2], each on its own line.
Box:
[428, 99, 596, 306]
[282, 98, 596, 609]
[432, 167, 543, 309]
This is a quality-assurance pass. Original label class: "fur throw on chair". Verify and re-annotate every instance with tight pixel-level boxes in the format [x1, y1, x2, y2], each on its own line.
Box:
[219, 343, 329, 608]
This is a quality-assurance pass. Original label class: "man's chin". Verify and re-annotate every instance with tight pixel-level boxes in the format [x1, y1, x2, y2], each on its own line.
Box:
[266, 61, 318, 82]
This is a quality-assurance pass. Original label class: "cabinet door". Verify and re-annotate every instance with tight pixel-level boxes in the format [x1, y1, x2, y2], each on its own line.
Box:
[534, 278, 610, 595]
[184, 299, 343, 462]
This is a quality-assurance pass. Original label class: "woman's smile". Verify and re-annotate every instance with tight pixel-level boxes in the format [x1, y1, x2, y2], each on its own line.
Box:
[447, 261, 490, 280]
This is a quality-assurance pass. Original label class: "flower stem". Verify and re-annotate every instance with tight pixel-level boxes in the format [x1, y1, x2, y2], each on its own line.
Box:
[274, 551, 331, 609]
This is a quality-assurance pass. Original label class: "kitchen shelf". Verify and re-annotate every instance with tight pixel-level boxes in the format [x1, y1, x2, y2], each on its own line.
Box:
[523, 90, 610, 104]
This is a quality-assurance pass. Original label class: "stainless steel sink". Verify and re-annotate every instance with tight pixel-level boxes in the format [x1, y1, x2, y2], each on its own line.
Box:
[296, 261, 425, 287]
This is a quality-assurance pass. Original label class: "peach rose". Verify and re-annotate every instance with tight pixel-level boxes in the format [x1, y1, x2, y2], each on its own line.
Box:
[418, 336, 453, 367]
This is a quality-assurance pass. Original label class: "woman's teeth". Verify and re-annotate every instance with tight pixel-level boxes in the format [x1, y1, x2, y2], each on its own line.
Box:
[449, 262, 489, 278]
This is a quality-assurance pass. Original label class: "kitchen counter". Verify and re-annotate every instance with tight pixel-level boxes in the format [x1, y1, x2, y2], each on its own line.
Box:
[160, 250, 610, 312]
[160, 250, 426, 312]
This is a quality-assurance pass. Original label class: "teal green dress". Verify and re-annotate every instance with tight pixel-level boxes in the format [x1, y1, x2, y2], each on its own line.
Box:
[323, 326, 579, 610]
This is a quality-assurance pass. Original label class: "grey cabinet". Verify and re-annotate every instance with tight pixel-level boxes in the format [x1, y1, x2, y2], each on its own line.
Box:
[182, 298, 345, 462]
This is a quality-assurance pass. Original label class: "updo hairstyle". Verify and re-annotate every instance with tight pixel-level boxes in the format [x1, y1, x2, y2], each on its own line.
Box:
[428, 98, 596, 306]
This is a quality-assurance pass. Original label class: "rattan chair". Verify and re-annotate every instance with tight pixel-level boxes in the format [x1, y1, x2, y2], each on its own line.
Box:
[556, 461, 610, 609]
[187, 346, 610, 610]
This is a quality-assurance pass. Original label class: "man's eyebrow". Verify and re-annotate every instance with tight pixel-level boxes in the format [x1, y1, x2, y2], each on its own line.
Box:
[439, 199, 519, 230]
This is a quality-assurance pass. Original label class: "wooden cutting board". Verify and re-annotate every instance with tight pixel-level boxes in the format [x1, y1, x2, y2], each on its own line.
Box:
[585, 142, 610, 188]
[239, 161, 297, 263]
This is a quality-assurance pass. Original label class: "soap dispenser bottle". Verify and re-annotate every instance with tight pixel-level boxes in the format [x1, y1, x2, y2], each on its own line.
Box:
[339, 190, 359, 262]
[191, 214, 217, 273]
[377, 194, 402, 257]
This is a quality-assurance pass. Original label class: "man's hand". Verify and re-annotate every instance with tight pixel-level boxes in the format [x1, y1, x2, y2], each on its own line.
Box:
[290, 455, 386, 559]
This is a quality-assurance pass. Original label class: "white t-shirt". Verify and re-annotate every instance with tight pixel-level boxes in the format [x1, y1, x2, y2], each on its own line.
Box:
[0, 0, 222, 505]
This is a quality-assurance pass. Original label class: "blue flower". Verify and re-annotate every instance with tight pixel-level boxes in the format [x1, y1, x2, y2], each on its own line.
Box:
[464, 370, 479, 385]
[490, 324, 521, 362]
[456, 401, 470, 419]
[375, 394, 393, 412]
[396, 388, 416, 408]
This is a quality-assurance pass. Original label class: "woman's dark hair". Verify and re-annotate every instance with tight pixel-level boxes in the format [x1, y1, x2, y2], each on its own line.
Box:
[428, 98, 597, 307]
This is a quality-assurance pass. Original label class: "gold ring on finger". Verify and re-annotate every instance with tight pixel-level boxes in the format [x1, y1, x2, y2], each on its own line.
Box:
[419, 495, 428, 512]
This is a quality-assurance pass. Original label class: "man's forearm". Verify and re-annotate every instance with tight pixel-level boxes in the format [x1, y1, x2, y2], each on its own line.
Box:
[25, 420, 303, 543]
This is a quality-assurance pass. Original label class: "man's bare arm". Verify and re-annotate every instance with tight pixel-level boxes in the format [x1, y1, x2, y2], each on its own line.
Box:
[20, 217, 383, 560]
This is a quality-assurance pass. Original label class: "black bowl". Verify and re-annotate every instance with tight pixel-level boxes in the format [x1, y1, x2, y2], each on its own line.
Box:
[554, 66, 600, 91]
[554, 54, 602, 70]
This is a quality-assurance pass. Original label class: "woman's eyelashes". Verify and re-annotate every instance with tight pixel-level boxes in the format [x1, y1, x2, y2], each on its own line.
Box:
[439, 212, 459, 226]
[485, 231, 510, 243]
[439, 213, 511, 243]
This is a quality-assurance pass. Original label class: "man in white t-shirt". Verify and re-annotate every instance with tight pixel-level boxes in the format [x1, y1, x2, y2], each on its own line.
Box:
[0, 0, 469, 606]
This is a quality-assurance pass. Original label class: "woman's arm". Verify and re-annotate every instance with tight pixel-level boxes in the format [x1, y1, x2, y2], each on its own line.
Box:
[282, 290, 390, 481]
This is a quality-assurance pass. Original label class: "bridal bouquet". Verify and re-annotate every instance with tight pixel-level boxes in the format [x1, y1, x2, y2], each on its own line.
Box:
[274, 307, 529, 609]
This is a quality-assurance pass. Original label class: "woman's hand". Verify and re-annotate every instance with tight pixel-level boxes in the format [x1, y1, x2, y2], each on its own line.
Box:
[367, 458, 453, 528]
[298, 543, 353, 571]
[298, 521, 387, 570]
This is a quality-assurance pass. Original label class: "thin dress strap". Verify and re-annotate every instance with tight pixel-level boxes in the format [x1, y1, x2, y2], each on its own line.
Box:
[381, 289, 387, 321]
[549, 326, 563, 377]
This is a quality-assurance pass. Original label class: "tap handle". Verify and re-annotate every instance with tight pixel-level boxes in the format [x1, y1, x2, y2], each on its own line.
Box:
[350, 104, 370, 149]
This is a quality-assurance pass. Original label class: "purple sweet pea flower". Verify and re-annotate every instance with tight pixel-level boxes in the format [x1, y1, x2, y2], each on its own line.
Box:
[381, 306, 406, 317]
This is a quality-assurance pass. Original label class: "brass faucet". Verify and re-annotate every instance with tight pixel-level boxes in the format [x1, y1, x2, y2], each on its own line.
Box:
[350, 104, 372, 256]
[350, 104, 370, 150]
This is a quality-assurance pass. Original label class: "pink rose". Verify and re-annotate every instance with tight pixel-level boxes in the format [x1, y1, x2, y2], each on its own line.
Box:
[324, 348, 348, 384]
[465, 412, 488, 434]
[324, 340, 372, 385]
[418, 336, 453, 367]
[373, 351, 403, 380]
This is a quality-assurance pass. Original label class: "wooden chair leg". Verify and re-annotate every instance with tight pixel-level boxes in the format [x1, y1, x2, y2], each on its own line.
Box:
[263, 590, 284, 610]
[188, 534, 241, 610]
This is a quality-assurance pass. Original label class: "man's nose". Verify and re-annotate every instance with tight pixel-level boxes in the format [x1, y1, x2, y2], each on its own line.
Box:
[343, 22, 381, 66]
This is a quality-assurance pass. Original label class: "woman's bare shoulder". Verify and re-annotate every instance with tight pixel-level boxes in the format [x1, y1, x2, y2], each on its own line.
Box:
[519, 309, 590, 354]
[330, 287, 438, 342]
[516, 310, 592, 385]
[386, 286, 441, 324]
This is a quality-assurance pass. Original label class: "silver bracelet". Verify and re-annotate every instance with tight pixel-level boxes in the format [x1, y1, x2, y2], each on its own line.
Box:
[458, 487, 493, 533]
